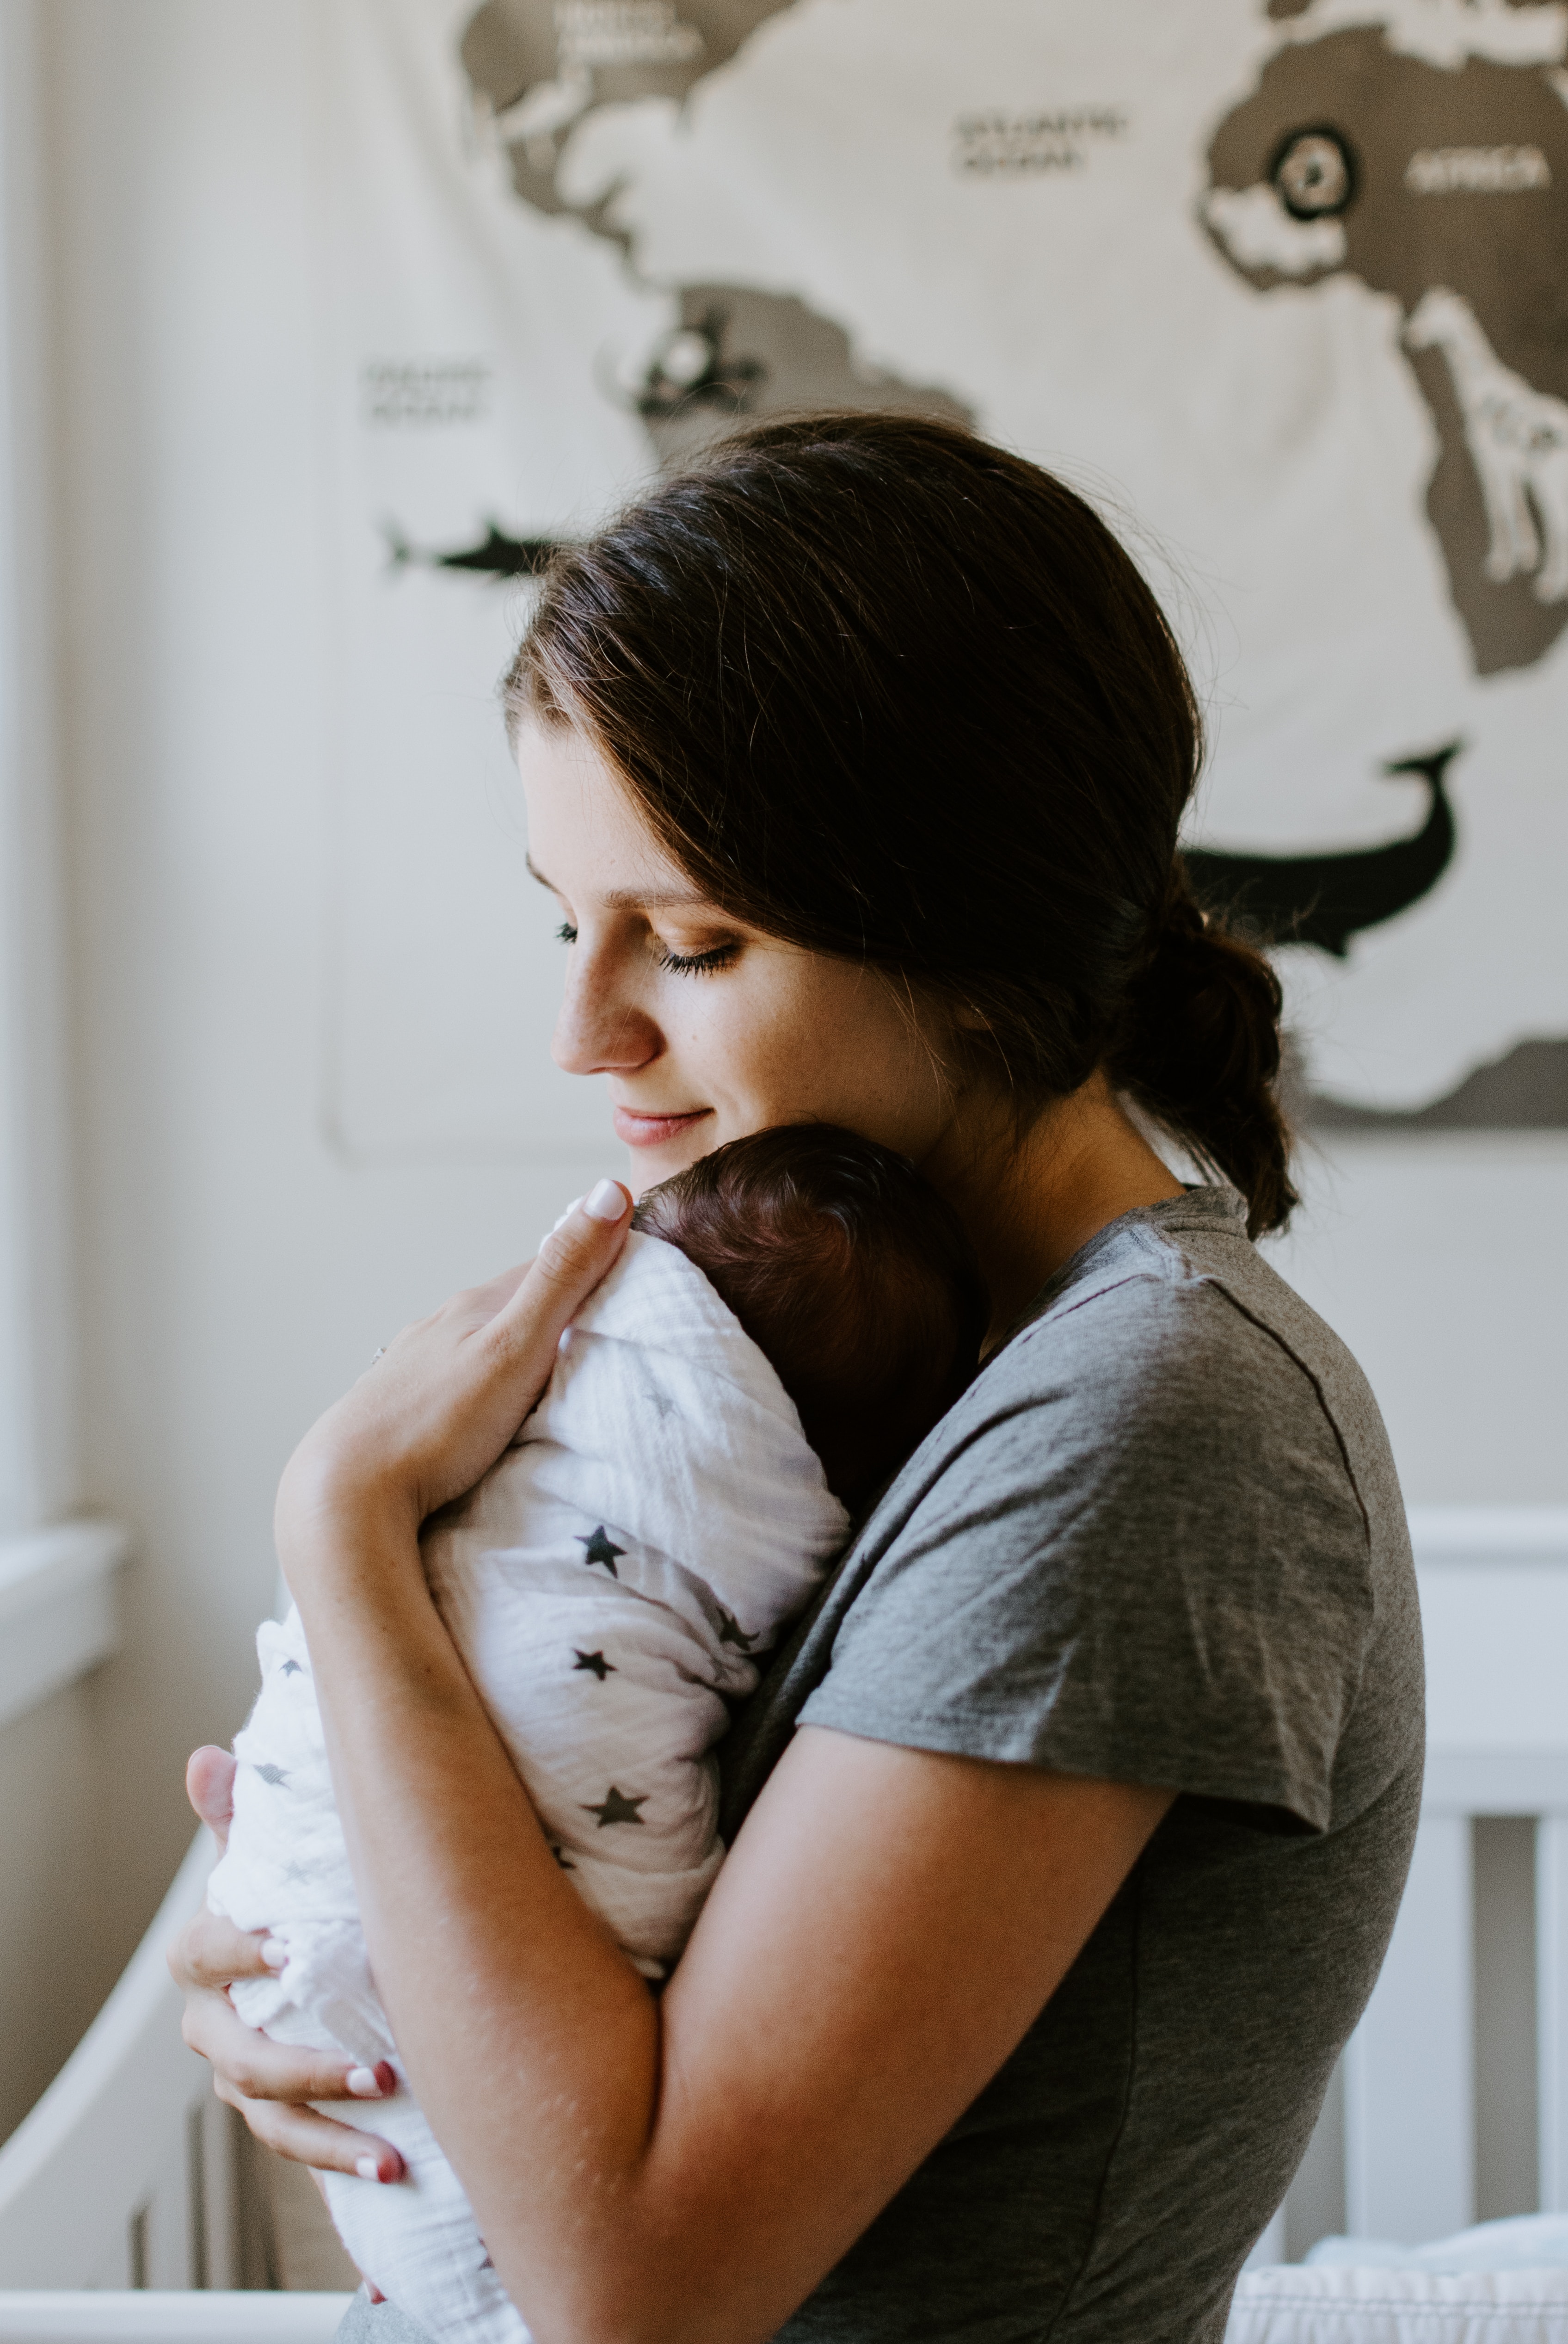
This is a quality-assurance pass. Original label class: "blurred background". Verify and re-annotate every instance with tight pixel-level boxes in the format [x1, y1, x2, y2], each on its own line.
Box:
[0, 0, 1565, 2288]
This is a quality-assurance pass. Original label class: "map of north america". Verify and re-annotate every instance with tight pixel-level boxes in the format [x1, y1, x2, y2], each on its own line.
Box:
[457, 0, 970, 448]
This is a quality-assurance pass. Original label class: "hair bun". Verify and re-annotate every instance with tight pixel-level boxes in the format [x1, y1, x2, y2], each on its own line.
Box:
[1111, 864, 1298, 1237]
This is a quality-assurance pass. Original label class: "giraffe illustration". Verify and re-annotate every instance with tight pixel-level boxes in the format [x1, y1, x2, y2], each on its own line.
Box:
[1405, 287, 1568, 604]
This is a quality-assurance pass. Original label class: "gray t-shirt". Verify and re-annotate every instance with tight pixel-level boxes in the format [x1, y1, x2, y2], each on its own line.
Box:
[718, 1186, 1424, 2344]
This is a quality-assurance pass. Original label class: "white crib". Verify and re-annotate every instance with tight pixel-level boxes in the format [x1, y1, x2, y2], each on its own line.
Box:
[2, 1507, 1566, 2342]
[1256, 1506, 1568, 2260]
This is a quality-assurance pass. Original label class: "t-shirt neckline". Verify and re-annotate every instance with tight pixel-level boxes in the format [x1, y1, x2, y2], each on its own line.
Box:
[990, 1183, 1249, 1362]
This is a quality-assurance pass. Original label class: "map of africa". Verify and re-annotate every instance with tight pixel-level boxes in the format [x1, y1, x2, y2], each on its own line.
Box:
[1204, 24, 1568, 677]
[325, 0, 1568, 1158]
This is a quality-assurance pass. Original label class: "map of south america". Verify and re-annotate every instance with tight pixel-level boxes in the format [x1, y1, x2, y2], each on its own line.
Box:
[1204, 25, 1568, 675]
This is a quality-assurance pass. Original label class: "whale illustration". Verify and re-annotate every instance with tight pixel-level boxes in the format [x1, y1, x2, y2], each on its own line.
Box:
[1182, 740, 1460, 957]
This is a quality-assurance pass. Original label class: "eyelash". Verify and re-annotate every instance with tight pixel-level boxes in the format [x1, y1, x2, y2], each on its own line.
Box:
[553, 921, 738, 978]
[654, 943, 739, 977]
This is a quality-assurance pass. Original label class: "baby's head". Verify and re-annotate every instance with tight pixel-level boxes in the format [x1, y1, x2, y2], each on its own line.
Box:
[631, 1125, 989, 1512]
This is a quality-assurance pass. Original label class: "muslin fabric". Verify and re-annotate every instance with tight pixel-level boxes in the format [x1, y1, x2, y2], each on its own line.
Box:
[207, 1228, 847, 2344]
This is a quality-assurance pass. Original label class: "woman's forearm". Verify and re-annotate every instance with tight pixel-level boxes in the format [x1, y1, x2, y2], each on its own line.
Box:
[290, 1506, 679, 2342]
[291, 1509, 1173, 2344]
[265, 1201, 785, 2342]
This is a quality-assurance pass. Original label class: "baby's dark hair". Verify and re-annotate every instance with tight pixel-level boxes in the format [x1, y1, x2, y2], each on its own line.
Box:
[631, 1125, 989, 1511]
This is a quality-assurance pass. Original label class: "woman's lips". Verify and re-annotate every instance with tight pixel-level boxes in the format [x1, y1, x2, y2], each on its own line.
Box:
[612, 1105, 712, 1149]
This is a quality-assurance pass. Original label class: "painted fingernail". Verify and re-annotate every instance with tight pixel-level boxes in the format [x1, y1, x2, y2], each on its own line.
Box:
[345, 2067, 383, 2097]
[259, 1939, 288, 1970]
[583, 1178, 627, 1223]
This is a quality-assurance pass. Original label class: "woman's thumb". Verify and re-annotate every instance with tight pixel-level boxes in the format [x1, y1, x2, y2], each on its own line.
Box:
[500, 1176, 632, 1347]
[187, 1744, 238, 1851]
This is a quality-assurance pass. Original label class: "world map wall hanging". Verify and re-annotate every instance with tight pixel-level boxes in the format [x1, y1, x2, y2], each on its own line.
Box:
[321, 0, 1568, 1161]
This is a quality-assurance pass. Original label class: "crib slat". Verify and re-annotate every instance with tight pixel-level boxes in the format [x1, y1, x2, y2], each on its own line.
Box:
[1538, 1815, 1568, 2211]
[1344, 1812, 1473, 2242]
[143, 2135, 191, 2291]
[194, 2097, 238, 2291]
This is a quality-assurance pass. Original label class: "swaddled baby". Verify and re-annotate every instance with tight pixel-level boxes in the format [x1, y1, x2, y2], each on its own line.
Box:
[206, 1124, 987, 2344]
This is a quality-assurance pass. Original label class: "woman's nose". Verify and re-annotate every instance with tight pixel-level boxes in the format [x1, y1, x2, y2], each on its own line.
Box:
[551, 952, 660, 1078]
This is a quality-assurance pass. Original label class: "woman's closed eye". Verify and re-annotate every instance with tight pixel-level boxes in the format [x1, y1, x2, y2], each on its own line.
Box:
[654, 940, 740, 976]
[552, 919, 739, 976]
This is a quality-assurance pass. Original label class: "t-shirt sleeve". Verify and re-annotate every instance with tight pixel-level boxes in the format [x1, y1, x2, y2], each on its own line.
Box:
[796, 1273, 1376, 1832]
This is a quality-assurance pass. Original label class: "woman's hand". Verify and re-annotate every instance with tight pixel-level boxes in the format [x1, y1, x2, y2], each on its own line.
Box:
[171, 1185, 632, 2183]
[276, 1179, 632, 1570]
[170, 1746, 405, 2183]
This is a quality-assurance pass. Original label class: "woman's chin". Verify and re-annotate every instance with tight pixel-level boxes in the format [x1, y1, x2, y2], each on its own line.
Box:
[614, 1109, 719, 1190]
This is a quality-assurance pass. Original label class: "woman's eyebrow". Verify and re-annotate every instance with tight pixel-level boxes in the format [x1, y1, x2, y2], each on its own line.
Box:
[524, 853, 712, 913]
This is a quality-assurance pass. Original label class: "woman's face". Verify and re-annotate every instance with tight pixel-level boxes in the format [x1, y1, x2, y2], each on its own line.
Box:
[518, 717, 964, 1191]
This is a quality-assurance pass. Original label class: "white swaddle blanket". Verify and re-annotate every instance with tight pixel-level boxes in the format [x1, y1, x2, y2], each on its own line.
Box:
[206, 1228, 849, 2344]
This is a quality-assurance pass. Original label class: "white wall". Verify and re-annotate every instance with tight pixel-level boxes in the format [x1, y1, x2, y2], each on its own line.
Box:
[30, 0, 607, 2083]
[4, 0, 1563, 2128]
[0, 0, 98, 2140]
[1268, 1134, 1568, 1507]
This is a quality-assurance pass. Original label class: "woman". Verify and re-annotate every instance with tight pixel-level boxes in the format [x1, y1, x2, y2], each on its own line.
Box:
[173, 413, 1422, 2344]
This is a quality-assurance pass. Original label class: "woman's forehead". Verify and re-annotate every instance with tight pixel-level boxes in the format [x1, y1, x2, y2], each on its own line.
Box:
[517, 720, 709, 909]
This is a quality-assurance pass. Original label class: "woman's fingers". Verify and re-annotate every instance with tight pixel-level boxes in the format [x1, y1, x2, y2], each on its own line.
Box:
[186, 1745, 238, 1851]
[213, 2074, 403, 2181]
[170, 1906, 275, 1991]
[180, 1980, 396, 2106]
[279, 1183, 634, 1537]
[457, 1259, 533, 1325]
[403, 1185, 633, 1514]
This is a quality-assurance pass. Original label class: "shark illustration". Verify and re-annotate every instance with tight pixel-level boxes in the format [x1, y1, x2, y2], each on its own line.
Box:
[384, 519, 563, 581]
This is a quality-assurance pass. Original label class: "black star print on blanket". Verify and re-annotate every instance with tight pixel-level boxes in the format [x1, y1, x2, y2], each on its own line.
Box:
[583, 1786, 648, 1827]
[577, 1525, 625, 1577]
[572, 1649, 616, 1679]
[253, 1763, 289, 1786]
[716, 1605, 757, 1652]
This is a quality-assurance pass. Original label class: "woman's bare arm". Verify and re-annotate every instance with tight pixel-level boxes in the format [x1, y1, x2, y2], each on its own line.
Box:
[180, 1193, 1170, 2344]
[284, 1490, 1168, 2344]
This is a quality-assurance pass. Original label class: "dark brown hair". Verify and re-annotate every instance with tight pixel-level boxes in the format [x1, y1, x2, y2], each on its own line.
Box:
[507, 411, 1296, 1235]
[632, 1124, 989, 1509]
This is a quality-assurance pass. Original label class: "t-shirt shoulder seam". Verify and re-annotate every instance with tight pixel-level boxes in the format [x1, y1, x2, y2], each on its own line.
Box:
[1032, 1261, 1373, 1554]
[1199, 1279, 1373, 1551]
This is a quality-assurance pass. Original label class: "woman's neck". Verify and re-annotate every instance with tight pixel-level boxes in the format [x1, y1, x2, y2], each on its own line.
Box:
[928, 1071, 1184, 1348]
